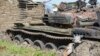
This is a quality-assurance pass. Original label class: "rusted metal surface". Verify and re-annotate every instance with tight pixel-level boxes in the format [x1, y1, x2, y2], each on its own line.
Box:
[7, 28, 73, 40]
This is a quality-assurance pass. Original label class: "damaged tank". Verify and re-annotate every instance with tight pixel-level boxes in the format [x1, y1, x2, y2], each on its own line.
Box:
[6, 0, 100, 56]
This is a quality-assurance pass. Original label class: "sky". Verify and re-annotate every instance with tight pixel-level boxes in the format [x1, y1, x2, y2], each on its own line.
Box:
[33, 0, 100, 4]
[44, 0, 88, 10]
[33, 0, 100, 12]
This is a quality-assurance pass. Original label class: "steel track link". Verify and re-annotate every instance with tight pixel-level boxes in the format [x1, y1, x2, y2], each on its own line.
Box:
[7, 28, 73, 40]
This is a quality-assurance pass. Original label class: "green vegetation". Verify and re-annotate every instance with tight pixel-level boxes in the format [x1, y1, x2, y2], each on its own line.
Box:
[0, 40, 56, 56]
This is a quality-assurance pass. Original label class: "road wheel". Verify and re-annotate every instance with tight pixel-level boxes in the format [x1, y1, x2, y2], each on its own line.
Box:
[45, 43, 57, 50]
[23, 38, 33, 46]
[14, 35, 24, 44]
[33, 40, 45, 50]
[58, 45, 67, 52]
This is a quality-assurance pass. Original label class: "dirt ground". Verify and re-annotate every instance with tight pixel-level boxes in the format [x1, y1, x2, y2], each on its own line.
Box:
[0, 0, 19, 31]
[0, 0, 44, 32]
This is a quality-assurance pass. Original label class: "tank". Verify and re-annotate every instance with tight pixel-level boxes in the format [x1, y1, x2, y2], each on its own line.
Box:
[43, 12, 96, 28]
[6, 0, 100, 56]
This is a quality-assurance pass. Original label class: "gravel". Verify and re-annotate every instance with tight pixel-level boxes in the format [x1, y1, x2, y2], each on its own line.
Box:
[71, 40, 100, 56]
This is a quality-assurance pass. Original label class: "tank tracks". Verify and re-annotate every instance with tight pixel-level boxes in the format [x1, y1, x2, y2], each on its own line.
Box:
[6, 26, 100, 56]
[6, 26, 74, 51]
[7, 28, 73, 40]
[73, 27, 100, 40]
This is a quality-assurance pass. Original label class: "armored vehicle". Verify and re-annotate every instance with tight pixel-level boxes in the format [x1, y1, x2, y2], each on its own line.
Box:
[6, 0, 100, 56]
